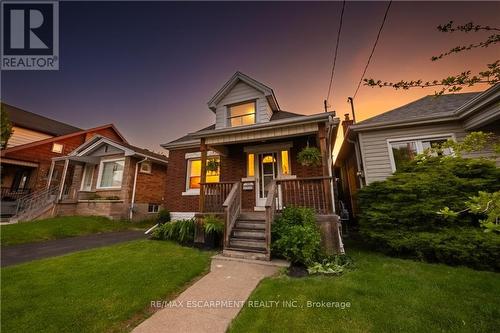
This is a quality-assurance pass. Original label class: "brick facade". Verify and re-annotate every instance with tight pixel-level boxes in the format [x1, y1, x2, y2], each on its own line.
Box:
[166, 135, 324, 213]
[2, 127, 125, 191]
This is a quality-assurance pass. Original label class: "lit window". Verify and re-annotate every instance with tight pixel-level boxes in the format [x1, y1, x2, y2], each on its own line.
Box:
[228, 101, 256, 127]
[52, 143, 63, 153]
[98, 159, 124, 189]
[389, 136, 453, 171]
[281, 150, 290, 175]
[148, 203, 160, 213]
[140, 161, 152, 174]
[187, 157, 220, 190]
[247, 153, 255, 177]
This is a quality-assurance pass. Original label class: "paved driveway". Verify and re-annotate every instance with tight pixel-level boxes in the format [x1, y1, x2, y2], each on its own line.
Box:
[1, 230, 146, 267]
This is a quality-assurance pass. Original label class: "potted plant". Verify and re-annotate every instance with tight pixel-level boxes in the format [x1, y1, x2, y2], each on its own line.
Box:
[297, 146, 322, 167]
[206, 158, 220, 173]
[203, 215, 224, 249]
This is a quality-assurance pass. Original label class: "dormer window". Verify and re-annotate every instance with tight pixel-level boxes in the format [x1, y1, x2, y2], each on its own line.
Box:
[228, 101, 256, 127]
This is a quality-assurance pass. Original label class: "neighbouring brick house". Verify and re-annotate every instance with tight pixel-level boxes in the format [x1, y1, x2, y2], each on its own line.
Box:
[49, 136, 168, 221]
[1, 103, 127, 195]
[162, 72, 342, 259]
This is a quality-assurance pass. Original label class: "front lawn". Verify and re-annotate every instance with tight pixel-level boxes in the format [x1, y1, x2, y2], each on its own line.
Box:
[1, 216, 155, 246]
[229, 246, 500, 333]
[1, 240, 212, 333]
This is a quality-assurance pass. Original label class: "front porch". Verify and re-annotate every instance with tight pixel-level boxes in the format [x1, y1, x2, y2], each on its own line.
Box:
[192, 122, 342, 260]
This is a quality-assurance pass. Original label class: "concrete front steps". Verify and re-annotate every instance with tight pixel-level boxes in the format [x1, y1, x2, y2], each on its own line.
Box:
[223, 211, 269, 261]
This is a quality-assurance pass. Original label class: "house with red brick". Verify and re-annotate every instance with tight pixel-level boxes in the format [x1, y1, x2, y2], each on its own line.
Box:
[1, 104, 167, 222]
[162, 72, 342, 259]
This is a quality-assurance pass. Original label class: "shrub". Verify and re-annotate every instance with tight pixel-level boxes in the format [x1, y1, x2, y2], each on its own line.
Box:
[157, 209, 171, 224]
[203, 215, 224, 236]
[272, 207, 321, 266]
[151, 219, 194, 244]
[363, 228, 500, 271]
[308, 254, 355, 275]
[357, 155, 500, 271]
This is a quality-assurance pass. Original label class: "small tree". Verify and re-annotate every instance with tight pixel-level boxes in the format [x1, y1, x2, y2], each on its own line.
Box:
[365, 21, 499, 95]
[1, 105, 13, 149]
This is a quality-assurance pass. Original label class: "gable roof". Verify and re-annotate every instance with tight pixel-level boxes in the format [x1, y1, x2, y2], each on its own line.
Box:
[1, 103, 82, 136]
[161, 110, 307, 149]
[1, 124, 127, 156]
[71, 136, 168, 164]
[357, 92, 481, 127]
[207, 72, 280, 112]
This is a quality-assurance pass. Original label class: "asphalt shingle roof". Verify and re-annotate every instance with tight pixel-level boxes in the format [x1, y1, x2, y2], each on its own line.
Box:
[2, 103, 82, 136]
[357, 92, 481, 126]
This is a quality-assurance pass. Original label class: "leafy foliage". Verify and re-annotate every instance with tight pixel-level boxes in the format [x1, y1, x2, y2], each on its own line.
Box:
[157, 209, 171, 224]
[206, 158, 220, 173]
[1, 105, 13, 149]
[151, 219, 195, 244]
[203, 215, 224, 236]
[272, 207, 321, 265]
[307, 254, 354, 275]
[358, 152, 500, 270]
[297, 146, 322, 167]
[365, 21, 500, 95]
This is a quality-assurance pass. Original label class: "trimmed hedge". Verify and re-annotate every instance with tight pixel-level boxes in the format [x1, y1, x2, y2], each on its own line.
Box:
[358, 156, 500, 271]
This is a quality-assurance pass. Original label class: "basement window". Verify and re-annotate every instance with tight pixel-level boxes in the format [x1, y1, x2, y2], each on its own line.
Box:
[148, 203, 160, 213]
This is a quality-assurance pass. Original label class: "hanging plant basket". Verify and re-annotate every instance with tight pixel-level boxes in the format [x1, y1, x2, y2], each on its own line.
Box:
[206, 158, 220, 172]
[297, 146, 322, 167]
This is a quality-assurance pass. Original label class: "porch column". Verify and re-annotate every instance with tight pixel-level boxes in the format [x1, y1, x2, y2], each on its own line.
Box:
[47, 159, 55, 190]
[318, 123, 333, 214]
[58, 159, 69, 201]
[199, 138, 207, 213]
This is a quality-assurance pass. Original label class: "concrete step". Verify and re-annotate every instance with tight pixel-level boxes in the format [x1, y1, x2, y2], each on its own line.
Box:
[235, 221, 265, 230]
[221, 249, 269, 261]
[232, 229, 265, 239]
[238, 212, 266, 221]
[229, 238, 266, 250]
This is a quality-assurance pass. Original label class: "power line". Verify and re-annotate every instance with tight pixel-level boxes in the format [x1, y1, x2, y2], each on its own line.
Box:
[353, 0, 392, 99]
[325, 0, 346, 108]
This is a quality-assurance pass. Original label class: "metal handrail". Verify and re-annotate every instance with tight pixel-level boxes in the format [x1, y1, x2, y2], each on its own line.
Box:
[15, 185, 59, 218]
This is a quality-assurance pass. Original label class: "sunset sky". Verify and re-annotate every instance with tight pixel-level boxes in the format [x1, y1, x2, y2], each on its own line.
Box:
[1, 1, 498, 154]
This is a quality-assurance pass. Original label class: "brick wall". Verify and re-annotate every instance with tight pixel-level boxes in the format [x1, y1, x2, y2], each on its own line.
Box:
[165, 147, 199, 212]
[164, 135, 325, 213]
[3, 127, 125, 192]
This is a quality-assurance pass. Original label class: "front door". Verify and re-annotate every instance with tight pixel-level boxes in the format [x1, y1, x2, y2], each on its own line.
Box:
[256, 152, 278, 207]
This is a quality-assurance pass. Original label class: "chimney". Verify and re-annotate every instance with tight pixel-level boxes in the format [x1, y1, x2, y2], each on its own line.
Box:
[342, 113, 354, 135]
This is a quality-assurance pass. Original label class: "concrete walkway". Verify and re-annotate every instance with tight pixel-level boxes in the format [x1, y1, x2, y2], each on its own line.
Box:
[1, 230, 145, 267]
[133, 256, 287, 333]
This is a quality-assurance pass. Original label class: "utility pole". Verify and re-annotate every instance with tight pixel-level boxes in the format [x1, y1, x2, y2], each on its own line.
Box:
[347, 97, 356, 123]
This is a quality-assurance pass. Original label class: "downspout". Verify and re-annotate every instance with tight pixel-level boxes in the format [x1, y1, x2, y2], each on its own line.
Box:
[130, 157, 148, 220]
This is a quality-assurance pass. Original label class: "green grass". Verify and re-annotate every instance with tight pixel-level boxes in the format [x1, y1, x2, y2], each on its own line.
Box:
[1, 216, 155, 246]
[1, 240, 212, 333]
[229, 247, 500, 333]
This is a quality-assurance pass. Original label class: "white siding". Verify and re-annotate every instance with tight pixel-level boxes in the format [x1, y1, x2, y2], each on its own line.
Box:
[7, 126, 53, 147]
[215, 81, 271, 129]
[359, 122, 468, 184]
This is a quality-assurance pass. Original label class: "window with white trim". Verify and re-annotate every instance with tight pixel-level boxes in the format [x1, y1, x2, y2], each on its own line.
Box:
[97, 159, 125, 189]
[148, 203, 160, 213]
[389, 136, 453, 171]
[186, 157, 220, 190]
[228, 101, 256, 127]
[140, 161, 152, 174]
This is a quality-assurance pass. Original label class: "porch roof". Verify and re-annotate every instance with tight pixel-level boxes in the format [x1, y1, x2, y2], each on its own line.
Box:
[190, 112, 337, 146]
